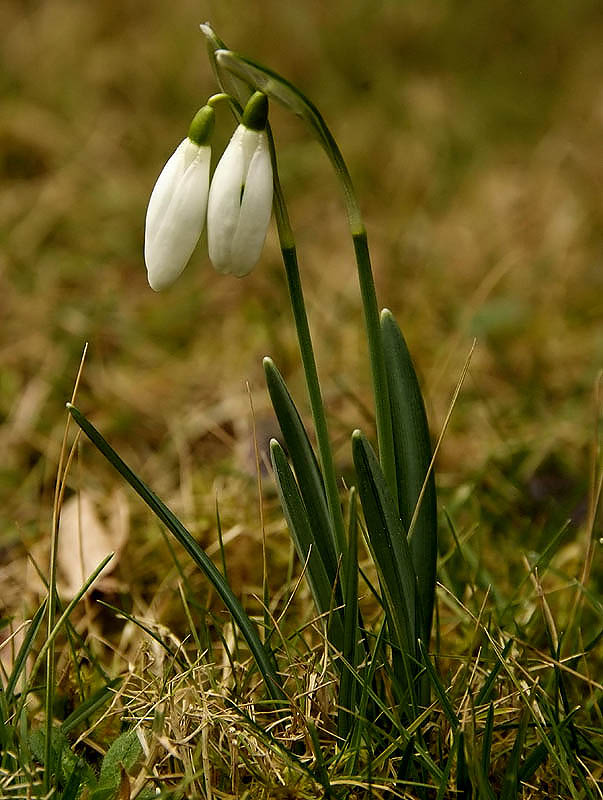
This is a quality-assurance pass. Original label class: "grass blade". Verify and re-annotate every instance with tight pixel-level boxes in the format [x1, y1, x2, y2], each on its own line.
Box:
[500, 709, 528, 800]
[475, 639, 513, 706]
[481, 702, 494, 777]
[15, 552, 114, 726]
[435, 734, 457, 800]
[60, 678, 121, 735]
[67, 403, 286, 704]
[456, 730, 472, 800]
[307, 719, 333, 797]
[4, 599, 47, 703]
[418, 639, 459, 732]
[338, 487, 360, 741]
[381, 309, 437, 649]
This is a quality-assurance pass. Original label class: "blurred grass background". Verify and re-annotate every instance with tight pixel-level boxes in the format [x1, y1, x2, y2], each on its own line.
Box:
[1, 0, 601, 613]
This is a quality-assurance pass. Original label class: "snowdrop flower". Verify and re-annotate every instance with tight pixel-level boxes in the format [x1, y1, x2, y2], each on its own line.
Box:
[144, 106, 215, 291]
[207, 92, 273, 277]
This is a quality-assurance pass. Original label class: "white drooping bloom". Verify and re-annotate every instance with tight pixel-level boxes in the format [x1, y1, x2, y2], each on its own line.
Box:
[144, 107, 214, 291]
[207, 94, 273, 277]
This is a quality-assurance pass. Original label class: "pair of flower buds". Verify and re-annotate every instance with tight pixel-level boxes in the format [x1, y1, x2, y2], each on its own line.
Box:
[144, 92, 273, 291]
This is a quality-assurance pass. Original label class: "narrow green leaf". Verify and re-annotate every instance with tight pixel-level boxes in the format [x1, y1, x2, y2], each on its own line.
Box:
[264, 358, 338, 579]
[350, 617, 387, 773]
[517, 706, 580, 784]
[418, 639, 459, 732]
[435, 734, 456, 800]
[475, 639, 513, 706]
[67, 403, 285, 704]
[481, 702, 494, 776]
[307, 719, 332, 797]
[500, 709, 529, 800]
[456, 730, 472, 800]
[5, 598, 47, 703]
[352, 429, 417, 659]
[18, 552, 114, 726]
[381, 309, 437, 649]
[61, 678, 121, 735]
[396, 737, 415, 784]
[270, 439, 345, 653]
[338, 487, 360, 741]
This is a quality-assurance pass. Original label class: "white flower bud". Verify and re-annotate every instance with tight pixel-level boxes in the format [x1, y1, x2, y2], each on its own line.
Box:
[207, 94, 273, 277]
[144, 107, 214, 291]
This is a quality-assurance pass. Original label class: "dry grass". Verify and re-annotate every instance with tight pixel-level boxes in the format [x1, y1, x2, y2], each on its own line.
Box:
[1, 0, 602, 796]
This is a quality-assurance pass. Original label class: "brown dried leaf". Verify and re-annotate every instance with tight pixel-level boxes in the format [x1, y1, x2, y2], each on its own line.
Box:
[57, 489, 129, 598]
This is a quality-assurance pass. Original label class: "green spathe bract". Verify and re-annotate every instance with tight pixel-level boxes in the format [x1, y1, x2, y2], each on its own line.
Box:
[187, 104, 215, 145]
[241, 91, 269, 131]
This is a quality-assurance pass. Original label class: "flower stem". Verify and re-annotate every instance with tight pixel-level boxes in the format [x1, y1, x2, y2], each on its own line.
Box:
[319, 126, 397, 506]
[271, 158, 347, 558]
[211, 48, 398, 504]
[203, 33, 348, 554]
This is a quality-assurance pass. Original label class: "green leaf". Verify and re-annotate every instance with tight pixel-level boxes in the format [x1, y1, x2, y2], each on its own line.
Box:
[62, 757, 90, 800]
[306, 719, 332, 797]
[518, 706, 580, 784]
[352, 430, 419, 711]
[456, 730, 472, 800]
[475, 639, 513, 706]
[90, 730, 142, 800]
[270, 439, 345, 653]
[338, 488, 360, 741]
[481, 702, 494, 776]
[352, 430, 417, 658]
[264, 358, 338, 582]
[435, 733, 456, 800]
[61, 678, 121, 735]
[418, 639, 459, 732]
[29, 726, 95, 791]
[67, 403, 285, 705]
[381, 309, 437, 649]
[500, 710, 529, 800]
[4, 598, 47, 703]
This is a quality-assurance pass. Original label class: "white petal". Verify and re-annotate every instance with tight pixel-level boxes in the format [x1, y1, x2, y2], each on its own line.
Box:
[145, 145, 210, 291]
[145, 139, 191, 256]
[230, 134, 273, 277]
[207, 126, 248, 274]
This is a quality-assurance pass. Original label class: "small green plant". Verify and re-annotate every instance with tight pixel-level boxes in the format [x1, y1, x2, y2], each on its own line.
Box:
[76, 21, 440, 743]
